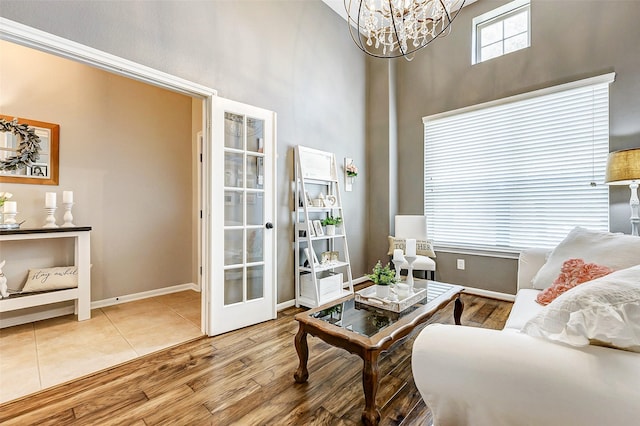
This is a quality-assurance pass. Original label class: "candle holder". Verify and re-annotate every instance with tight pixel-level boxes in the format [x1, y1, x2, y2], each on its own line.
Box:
[3, 211, 17, 225]
[43, 207, 58, 228]
[61, 202, 75, 228]
[404, 255, 417, 293]
[392, 257, 404, 283]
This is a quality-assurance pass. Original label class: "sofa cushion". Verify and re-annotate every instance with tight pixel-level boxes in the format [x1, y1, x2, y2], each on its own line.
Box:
[531, 227, 640, 290]
[536, 258, 613, 305]
[503, 289, 544, 331]
[522, 264, 640, 352]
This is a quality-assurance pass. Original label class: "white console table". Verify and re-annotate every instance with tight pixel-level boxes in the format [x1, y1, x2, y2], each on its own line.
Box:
[0, 227, 92, 321]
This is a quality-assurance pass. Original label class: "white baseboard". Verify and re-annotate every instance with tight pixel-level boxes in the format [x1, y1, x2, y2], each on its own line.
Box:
[351, 275, 369, 285]
[276, 299, 296, 311]
[0, 283, 200, 328]
[92, 283, 199, 309]
[462, 286, 515, 302]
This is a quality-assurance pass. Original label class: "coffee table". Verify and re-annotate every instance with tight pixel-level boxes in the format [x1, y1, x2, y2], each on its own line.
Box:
[293, 280, 464, 425]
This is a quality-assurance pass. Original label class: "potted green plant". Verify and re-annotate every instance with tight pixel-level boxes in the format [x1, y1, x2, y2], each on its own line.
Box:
[321, 216, 342, 236]
[368, 260, 396, 299]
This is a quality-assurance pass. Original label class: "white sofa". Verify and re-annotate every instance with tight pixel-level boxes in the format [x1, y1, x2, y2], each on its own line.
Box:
[411, 247, 640, 426]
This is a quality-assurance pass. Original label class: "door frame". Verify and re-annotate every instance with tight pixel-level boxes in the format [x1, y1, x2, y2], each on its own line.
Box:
[210, 97, 278, 335]
[0, 17, 218, 335]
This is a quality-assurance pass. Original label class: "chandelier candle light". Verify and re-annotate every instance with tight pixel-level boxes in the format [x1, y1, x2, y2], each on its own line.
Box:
[345, 0, 466, 60]
[605, 148, 640, 236]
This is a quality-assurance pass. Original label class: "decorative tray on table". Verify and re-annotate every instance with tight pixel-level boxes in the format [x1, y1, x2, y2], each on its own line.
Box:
[355, 286, 427, 313]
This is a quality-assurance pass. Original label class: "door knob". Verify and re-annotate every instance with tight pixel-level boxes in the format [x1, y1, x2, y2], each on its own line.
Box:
[265, 222, 274, 229]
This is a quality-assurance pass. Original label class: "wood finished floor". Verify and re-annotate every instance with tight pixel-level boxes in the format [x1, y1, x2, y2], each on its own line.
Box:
[0, 293, 512, 425]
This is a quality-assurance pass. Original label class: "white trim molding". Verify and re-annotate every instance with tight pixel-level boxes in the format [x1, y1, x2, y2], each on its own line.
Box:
[0, 18, 216, 98]
[91, 283, 199, 309]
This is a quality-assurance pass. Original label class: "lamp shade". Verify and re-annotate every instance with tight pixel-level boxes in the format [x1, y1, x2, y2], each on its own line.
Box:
[605, 148, 640, 185]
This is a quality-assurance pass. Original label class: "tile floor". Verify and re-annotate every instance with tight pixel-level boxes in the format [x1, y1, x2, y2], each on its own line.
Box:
[0, 290, 202, 404]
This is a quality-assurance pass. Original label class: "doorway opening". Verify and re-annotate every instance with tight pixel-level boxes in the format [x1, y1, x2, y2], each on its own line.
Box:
[0, 18, 215, 336]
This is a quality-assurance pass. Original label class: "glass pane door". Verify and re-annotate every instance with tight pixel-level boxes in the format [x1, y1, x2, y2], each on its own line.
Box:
[223, 112, 266, 305]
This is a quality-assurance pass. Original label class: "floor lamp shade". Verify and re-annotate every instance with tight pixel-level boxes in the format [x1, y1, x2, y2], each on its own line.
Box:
[605, 148, 640, 236]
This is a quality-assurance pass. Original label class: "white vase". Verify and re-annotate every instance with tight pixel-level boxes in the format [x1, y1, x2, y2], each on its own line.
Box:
[326, 224, 336, 236]
[375, 284, 389, 299]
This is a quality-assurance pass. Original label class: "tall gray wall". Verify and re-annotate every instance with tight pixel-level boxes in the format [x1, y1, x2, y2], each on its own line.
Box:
[370, 0, 640, 294]
[0, 0, 367, 304]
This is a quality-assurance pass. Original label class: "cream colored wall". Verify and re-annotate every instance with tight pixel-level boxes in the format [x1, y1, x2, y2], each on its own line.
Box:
[0, 41, 195, 304]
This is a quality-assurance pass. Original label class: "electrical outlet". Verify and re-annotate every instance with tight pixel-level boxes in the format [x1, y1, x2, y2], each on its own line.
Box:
[456, 259, 465, 270]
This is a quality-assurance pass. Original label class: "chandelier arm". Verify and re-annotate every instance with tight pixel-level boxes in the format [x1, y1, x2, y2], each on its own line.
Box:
[345, 0, 368, 54]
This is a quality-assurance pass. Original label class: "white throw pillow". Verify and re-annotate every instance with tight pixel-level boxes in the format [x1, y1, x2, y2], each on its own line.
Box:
[531, 227, 640, 290]
[522, 264, 640, 352]
[21, 266, 78, 293]
[387, 236, 436, 258]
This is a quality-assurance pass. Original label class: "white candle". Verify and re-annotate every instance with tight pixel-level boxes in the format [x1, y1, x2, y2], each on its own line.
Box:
[45, 192, 56, 208]
[63, 191, 73, 204]
[3, 201, 16, 213]
[393, 249, 404, 261]
[406, 239, 417, 257]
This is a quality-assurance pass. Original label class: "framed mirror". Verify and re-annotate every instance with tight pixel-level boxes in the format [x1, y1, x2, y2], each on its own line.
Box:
[0, 115, 59, 185]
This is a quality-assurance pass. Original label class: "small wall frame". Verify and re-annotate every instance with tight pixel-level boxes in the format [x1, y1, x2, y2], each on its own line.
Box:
[0, 115, 60, 185]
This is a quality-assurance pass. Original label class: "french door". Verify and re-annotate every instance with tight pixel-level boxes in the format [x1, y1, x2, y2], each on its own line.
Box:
[208, 97, 277, 335]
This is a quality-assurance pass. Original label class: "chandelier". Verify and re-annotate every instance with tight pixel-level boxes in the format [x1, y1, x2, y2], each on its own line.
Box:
[345, 0, 466, 60]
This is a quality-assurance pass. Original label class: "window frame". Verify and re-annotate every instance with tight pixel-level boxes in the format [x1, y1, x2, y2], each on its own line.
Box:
[472, 0, 531, 65]
[422, 73, 616, 253]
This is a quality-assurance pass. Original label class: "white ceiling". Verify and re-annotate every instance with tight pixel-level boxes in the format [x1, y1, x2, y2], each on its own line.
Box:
[321, 0, 351, 22]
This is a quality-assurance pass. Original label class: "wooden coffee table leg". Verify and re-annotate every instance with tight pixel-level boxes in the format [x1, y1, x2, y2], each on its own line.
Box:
[454, 295, 464, 325]
[361, 351, 381, 426]
[294, 324, 309, 383]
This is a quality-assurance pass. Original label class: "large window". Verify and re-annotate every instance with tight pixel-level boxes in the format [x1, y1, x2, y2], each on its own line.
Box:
[472, 0, 530, 64]
[423, 73, 614, 252]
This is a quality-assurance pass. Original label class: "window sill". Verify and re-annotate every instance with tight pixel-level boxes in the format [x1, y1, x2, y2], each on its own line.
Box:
[434, 245, 520, 260]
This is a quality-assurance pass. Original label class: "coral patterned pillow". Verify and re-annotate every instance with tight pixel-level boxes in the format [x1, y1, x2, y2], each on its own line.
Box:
[536, 258, 613, 306]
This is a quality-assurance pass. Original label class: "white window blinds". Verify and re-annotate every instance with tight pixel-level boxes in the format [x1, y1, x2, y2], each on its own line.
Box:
[423, 74, 614, 251]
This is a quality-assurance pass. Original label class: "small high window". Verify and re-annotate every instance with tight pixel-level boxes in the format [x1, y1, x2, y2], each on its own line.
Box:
[472, 0, 530, 64]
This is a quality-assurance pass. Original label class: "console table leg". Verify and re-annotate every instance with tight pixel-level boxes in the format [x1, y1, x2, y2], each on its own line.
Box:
[294, 325, 309, 383]
[361, 351, 381, 426]
[454, 295, 464, 325]
[76, 231, 91, 321]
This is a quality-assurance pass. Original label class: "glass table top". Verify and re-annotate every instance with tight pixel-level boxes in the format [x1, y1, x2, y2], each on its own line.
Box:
[310, 280, 460, 337]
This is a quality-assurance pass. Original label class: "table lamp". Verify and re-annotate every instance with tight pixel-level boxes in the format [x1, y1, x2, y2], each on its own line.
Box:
[605, 147, 640, 236]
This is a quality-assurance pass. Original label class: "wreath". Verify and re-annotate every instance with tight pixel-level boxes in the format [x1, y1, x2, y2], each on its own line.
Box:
[0, 118, 41, 171]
